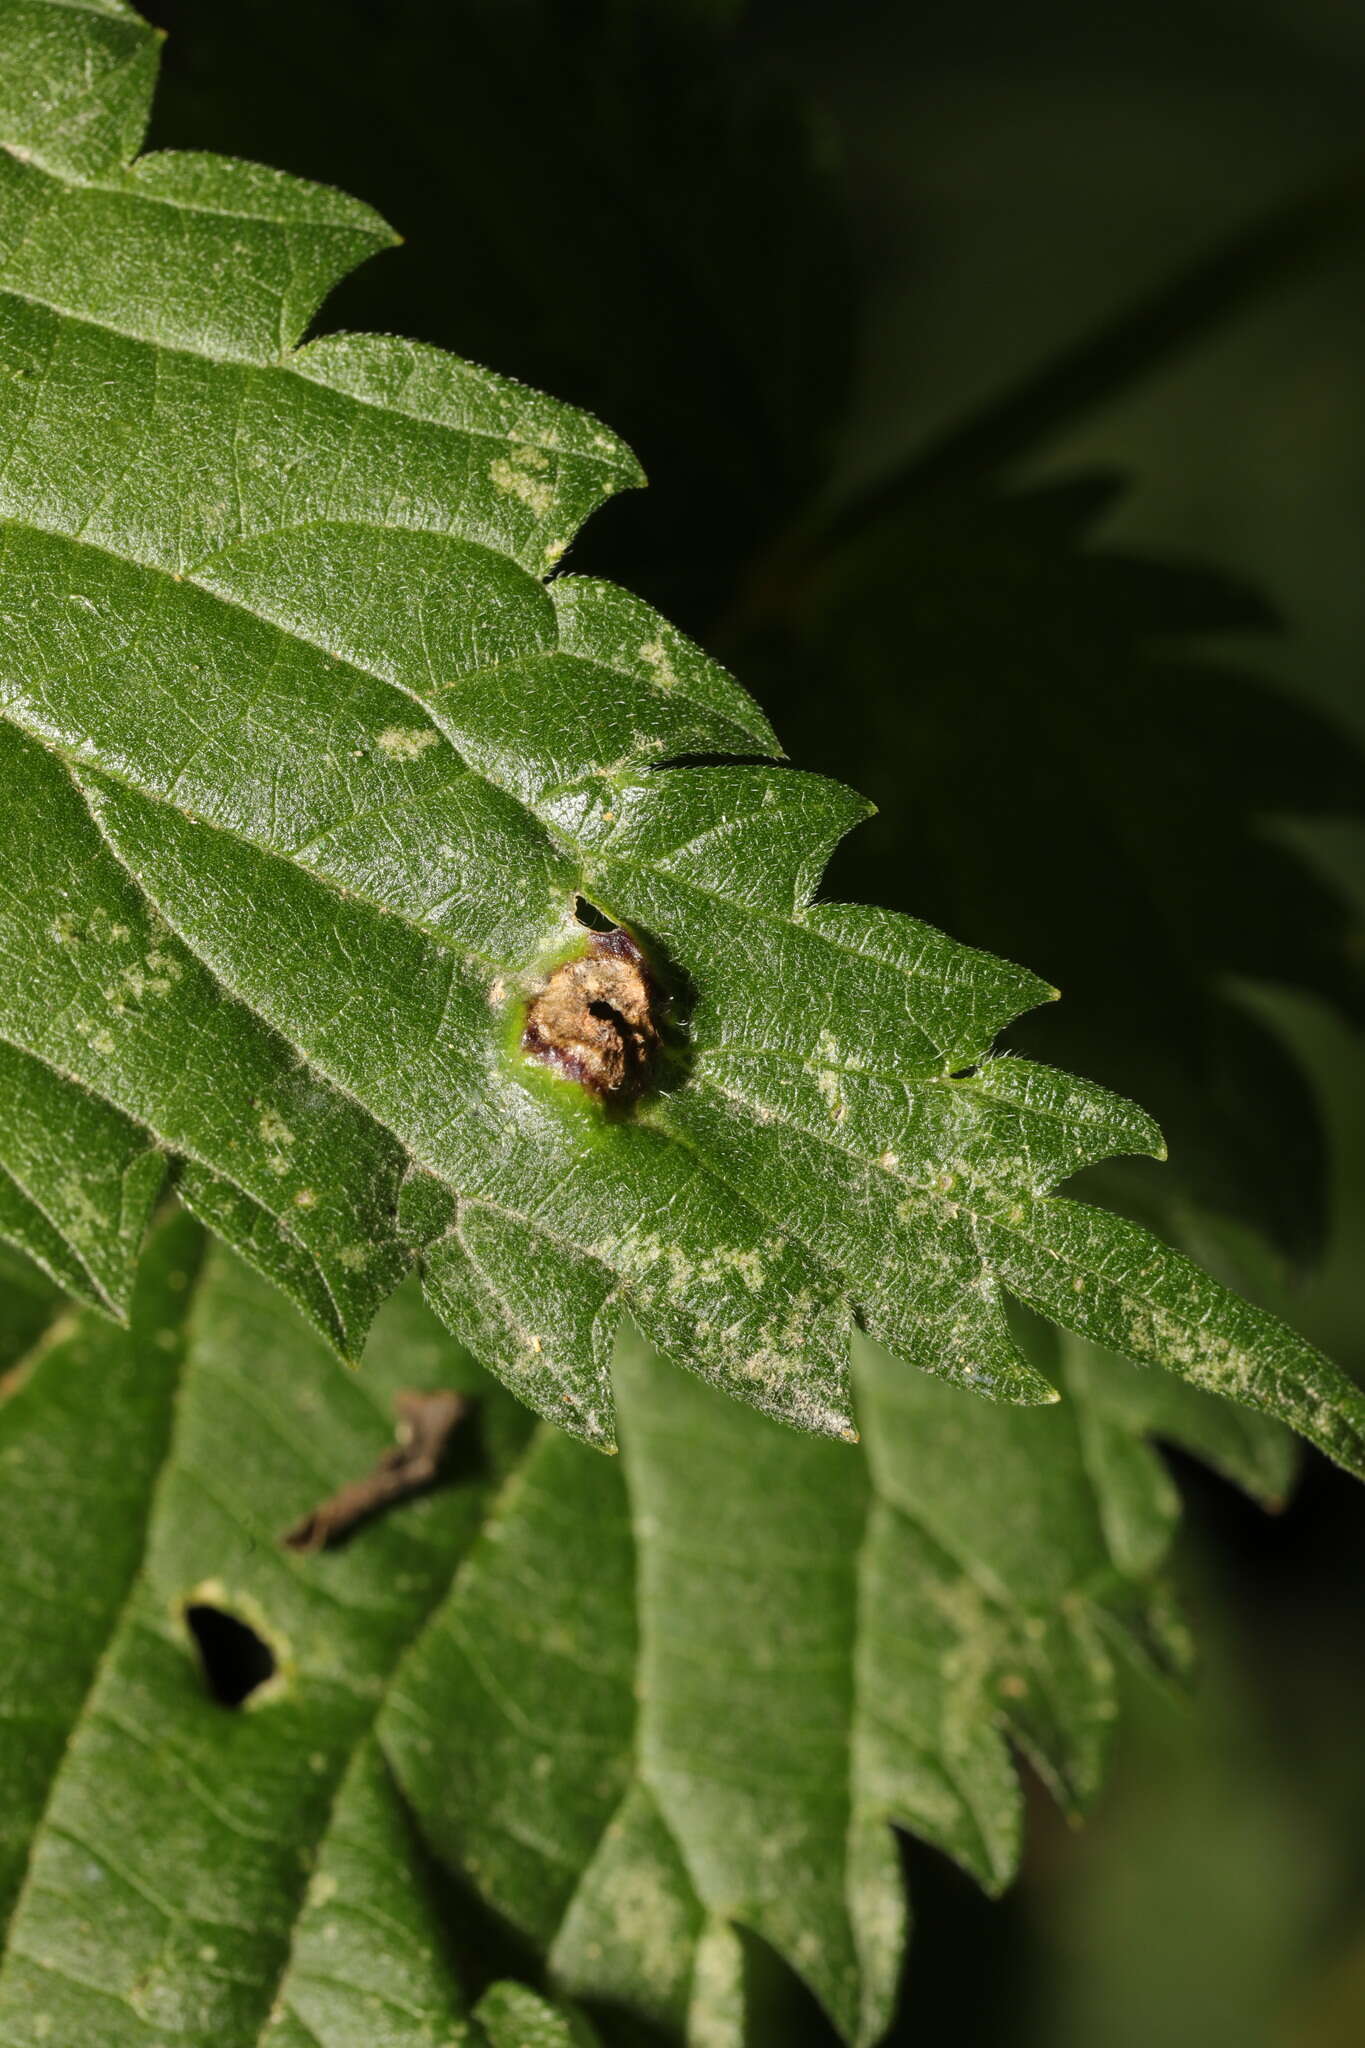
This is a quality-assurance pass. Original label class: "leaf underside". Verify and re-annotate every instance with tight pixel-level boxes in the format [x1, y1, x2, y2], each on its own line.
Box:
[0, 0, 1361, 1481]
[0, 1227, 1294, 2046]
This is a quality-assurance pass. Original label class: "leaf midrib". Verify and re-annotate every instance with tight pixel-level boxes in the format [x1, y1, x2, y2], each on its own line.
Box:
[0, 506, 773, 982]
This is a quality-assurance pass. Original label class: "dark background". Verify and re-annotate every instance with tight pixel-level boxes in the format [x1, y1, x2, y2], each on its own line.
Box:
[141, 4, 1365, 2039]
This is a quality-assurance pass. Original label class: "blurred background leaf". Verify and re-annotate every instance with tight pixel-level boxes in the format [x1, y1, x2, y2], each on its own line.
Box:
[734, 473, 1365, 1256]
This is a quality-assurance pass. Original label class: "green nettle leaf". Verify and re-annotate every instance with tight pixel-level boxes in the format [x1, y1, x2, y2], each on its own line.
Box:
[0, 1227, 1293, 2045]
[0, 1218, 600, 2046]
[0, 1238, 63, 1374]
[0, 0, 1362, 1478]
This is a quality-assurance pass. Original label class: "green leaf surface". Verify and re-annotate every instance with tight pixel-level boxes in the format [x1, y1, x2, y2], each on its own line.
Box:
[0, 1215, 200, 1932]
[0, 1231, 1294, 2046]
[385, 1317, 1293, 2045]
[0, 1240, 62, 1378]
[0, 1039, 164, 1314]
[0, 1220, 588, 2046]
[0, 0, 1362, 1477]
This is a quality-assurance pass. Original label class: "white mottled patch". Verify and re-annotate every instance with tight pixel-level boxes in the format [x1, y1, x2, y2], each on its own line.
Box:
[57, 1178, 102, 1234]
[815, 1065, 847, 1124]
[258, 1109, 295, 1176]
[724, 1247, 765, 1293]
[376, 726, 438, 759]
[490, 454, 555, 517]
[638, 636, 679, 691]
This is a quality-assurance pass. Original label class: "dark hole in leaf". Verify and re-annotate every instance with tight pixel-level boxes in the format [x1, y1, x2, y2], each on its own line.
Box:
[185, 1603, 276, 1707]
[572, 894, 615, 932]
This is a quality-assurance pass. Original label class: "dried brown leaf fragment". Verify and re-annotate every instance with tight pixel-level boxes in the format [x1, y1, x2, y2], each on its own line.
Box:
[283, 1388, 469, 1551]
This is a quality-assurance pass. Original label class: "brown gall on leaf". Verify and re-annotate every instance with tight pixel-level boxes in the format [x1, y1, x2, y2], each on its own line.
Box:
[522, 927, 662, 1100]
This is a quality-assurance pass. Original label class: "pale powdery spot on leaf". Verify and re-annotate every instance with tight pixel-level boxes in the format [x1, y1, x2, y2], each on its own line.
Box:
[664, 1246, 692, 1294]
[1128, 1303, 1226, 1379]
[258, 1108, 296, 1176]
[490, 454, 555, 517]
[143, 949, 183, 990]
[738, 1338, 852, 1438]
[56, 1178, 102, 1233]
[727, 1248, 765, 1293]
[100, 948, 183, 1011]
[777, 1288, 816, 1356]
[638, 637, 679, 691]
[375, 726, 440, 759]
[562, 1819, 693, 2003]
[816, 1065, 848, 1124]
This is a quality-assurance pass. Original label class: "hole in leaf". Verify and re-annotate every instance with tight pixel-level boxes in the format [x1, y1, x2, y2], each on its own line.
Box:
[185, 1603, 276, 1707]
[572, 894, 615, 932]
